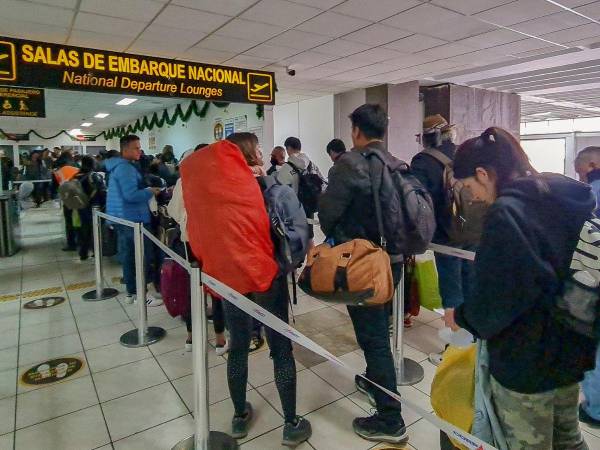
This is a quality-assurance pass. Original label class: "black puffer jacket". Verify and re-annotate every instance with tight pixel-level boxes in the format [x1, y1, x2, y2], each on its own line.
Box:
[455, 173, 597, 394]
[319, 143, 382, 245]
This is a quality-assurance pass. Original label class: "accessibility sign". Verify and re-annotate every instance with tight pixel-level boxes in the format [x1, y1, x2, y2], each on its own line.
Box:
[0, 36, 275, 104]
[0, 85, 45, 118]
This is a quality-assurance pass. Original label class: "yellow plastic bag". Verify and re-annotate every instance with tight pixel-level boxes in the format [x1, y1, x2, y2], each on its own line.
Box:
[431, 344, 477, 450]
[414, 250, 442, 310]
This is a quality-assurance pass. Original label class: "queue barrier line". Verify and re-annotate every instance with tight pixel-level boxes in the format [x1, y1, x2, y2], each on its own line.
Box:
[92, 211, 493, 450]
[202, 272, 497, 450]
[141, 226, 192, 272]
[429, 243, 476, 261]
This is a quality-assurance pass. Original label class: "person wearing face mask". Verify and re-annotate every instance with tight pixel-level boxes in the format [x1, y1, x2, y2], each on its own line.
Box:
[267, 146, 285, 175]
[451, 127, 594, 450]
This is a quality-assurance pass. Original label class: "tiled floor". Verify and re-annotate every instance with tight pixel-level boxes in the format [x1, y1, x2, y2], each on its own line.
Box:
[1, 204, 599, 450]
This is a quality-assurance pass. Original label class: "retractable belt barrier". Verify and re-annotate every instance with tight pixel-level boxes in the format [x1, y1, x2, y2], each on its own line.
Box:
[202, 273, 496, 450]
[91, 211, 492, 450]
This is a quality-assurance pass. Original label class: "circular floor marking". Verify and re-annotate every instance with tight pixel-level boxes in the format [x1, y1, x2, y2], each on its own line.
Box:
[23, 296, 65, 309]
[21, 357, 84, 386]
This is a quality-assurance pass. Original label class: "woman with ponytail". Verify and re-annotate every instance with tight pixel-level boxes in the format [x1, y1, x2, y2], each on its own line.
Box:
[451, 127, 595, 449]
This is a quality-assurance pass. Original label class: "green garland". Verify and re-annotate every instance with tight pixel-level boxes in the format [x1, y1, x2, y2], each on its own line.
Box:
[102, 100, 230, 140]
[0, 99, 265, 141]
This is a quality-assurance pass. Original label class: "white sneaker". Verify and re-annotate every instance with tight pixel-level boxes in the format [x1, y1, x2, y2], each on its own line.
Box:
[215, 340, 229, 356]
[145, 295, 163, 307]
[185, 341, 192, 352]
[125, 294, 135, 305]
[428, 352, 443, 366]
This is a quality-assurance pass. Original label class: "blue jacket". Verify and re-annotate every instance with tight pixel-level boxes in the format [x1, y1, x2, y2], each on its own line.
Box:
[105, 157, 152, 223]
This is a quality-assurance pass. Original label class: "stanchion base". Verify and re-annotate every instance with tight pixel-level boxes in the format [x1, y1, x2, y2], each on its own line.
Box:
[82, 287, 119, 302]
[171, 432, 239, 450]
[120, 326, 166, 348]
[397, 358, 425, 386]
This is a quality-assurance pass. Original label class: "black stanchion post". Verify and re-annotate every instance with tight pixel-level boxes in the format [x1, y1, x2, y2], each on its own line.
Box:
[82, 207, 119, 301]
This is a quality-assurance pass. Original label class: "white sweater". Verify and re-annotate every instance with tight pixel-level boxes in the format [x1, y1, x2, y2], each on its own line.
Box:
[167, 178, 188, 242]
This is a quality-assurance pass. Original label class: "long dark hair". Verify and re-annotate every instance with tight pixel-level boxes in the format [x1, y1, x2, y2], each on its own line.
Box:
[454, 127, 534, 190]
[226, 132, 260, 166]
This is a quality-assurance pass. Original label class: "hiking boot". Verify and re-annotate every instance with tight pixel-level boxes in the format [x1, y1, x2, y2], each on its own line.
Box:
[282, 416, 312, 447]
[231, 402, 253, 439]
[353, 413, 408, 444]
[249, 335, 264, 353]
[355, 374, 376, 407]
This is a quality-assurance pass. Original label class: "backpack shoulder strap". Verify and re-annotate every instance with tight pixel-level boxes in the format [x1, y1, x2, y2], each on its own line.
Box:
[422, 148, 452, 168]
[364, 149, 387, 249]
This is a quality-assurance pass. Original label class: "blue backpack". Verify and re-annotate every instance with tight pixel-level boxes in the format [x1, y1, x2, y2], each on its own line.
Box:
[258, 176, 309, 274]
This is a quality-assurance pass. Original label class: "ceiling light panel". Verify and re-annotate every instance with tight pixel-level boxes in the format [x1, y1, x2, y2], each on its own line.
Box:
[116, 98, 137, 106]
[94, 113, 110, 118]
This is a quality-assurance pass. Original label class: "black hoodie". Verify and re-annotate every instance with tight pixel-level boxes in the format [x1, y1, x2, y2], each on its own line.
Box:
[455, 173, 597, 394]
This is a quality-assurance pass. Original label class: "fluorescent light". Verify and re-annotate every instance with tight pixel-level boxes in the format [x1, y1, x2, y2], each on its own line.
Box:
[94, 113, 109, 118]
[116, 98, 137, 106]
[69, 128, 82, 136]
[81, 122, 93, 127]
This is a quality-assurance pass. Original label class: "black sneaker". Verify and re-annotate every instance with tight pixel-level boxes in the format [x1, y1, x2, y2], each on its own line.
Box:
[282, 416, 312, 447]
[353, 413, 408, 444]
[355, 374, 376, 407]
[580, 404, 600, 427]
[231, 402, 253, 439]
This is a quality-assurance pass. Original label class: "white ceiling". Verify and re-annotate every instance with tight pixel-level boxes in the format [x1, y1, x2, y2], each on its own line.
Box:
[2, 0, 600, 124]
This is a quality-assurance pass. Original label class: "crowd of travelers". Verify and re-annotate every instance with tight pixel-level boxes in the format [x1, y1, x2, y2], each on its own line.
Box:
[32, 102, 600, 449]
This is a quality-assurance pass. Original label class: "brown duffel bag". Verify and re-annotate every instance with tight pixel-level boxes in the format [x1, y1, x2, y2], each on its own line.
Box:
[298, 239, 394, 306]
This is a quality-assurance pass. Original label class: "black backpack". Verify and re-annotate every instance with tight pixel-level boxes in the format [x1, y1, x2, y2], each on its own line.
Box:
[364, 148, 435, 257]
[288, 161, 323, 216]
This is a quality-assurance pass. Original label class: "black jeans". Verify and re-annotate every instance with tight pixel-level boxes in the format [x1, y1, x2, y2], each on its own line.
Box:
[185, 295, 225, 335]
[347, 262, 403, 425]
[63, 206, 77, 248]
[78, 207, 93, 259]
[223, 275, 297, 422]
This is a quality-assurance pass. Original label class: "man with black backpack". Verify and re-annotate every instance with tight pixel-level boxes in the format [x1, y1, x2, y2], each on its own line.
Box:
[276, 136, 324, 247]
[411, 115, 486, 366]
[318, 104, 433, 445]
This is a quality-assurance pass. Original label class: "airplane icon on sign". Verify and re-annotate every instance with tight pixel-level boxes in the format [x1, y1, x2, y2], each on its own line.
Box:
[250, 82, 269, 93]
[0, 41, 16, 80]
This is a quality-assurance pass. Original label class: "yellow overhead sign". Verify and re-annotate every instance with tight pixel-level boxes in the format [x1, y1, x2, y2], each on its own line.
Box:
[1, 36, 275, 104]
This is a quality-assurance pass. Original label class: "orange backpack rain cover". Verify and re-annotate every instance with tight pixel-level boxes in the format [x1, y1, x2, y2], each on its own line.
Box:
[180, 140, 278, 295]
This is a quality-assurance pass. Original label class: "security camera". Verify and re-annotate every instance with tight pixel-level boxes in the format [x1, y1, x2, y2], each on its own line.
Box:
[286, 66, 296, 76]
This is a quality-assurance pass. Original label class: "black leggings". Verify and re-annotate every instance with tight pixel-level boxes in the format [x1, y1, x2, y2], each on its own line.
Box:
[184, 295, 225, 335]
[223, 275, 297, 422]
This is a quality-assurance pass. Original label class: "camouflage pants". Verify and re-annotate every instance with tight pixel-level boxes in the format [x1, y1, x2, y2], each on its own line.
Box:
[490, 376, 588, 450]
